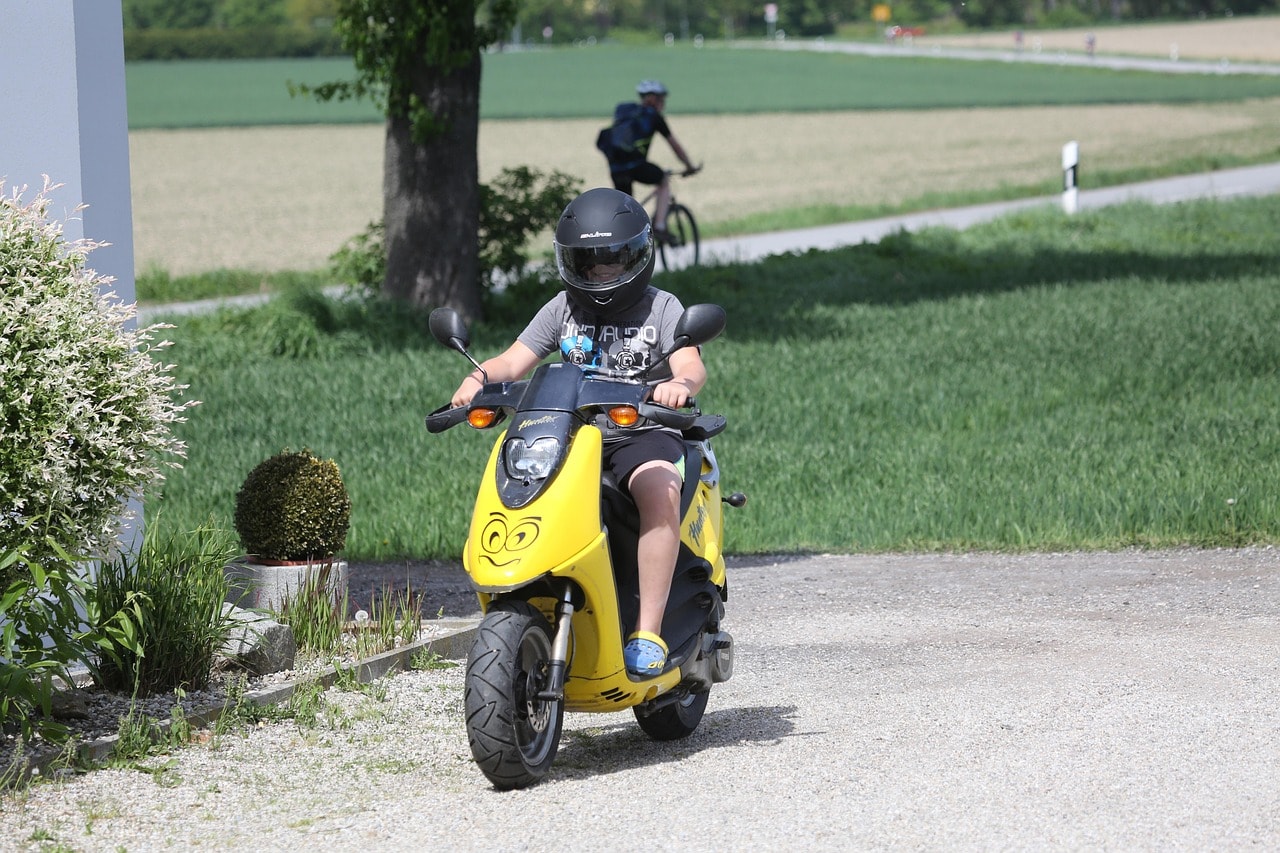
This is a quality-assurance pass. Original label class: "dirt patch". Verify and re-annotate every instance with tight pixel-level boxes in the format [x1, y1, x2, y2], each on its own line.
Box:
[130, 98, 1280, 276]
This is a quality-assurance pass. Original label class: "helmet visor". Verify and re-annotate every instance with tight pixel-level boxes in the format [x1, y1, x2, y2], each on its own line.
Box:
[555, 229, 653, 292]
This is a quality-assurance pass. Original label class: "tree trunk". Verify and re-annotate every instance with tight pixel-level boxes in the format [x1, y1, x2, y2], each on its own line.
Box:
[381, 51, 482, 320]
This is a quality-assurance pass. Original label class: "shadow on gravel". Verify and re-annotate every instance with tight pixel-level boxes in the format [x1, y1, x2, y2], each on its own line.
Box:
[550, 704, 799, 780]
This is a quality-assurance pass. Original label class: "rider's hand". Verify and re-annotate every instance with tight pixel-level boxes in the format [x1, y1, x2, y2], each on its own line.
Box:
[650, 379, 694, 410]
[451, 374, 482, 408]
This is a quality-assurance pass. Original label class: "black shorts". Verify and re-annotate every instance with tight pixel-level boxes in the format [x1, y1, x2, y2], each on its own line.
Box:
[611, 161, 664, 197]
[602, 429, 685, 492]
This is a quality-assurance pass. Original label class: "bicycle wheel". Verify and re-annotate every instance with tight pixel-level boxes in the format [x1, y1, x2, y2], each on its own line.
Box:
[659, 203, 700, 271]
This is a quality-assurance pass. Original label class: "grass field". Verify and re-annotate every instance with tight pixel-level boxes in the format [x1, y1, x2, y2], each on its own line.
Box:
[125, 17, 1280, 278]
[149, 195, 1280, 558]
[124, 41, 1280, 127]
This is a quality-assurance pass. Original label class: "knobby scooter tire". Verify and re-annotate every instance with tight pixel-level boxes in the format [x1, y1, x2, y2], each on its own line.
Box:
[658, 203, 700, 271]
[634, 689, 710, 741]
[464, 600, 564, 789]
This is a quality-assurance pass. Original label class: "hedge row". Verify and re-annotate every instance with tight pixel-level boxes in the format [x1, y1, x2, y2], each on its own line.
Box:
[125, 27, 345, 61]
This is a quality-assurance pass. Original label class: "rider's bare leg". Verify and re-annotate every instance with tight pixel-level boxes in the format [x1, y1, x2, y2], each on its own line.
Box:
[653, 174, 673, 234]
[628, 459, 683, 637]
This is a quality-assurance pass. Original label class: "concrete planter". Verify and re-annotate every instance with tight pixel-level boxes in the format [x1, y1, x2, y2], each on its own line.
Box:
[225, 557, 349, 613]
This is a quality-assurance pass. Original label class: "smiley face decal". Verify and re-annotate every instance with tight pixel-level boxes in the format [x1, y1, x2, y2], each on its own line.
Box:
[477, 512, 541, 569]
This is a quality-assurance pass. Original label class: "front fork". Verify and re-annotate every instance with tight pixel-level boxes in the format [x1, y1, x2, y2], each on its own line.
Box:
[536, 583, 575, 701]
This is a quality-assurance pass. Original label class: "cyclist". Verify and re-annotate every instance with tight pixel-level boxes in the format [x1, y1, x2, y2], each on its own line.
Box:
[449, 188, 708, 676]
[601, 79, 698, 243]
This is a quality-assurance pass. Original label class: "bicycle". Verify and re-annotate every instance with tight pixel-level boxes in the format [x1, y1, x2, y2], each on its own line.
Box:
[638, 166, 701, 271]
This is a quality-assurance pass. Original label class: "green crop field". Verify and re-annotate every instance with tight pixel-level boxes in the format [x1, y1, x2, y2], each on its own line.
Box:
[123, 44, 1280, 128]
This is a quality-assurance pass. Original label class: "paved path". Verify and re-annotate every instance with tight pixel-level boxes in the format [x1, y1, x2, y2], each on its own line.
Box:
[689, 161, 1280, 270]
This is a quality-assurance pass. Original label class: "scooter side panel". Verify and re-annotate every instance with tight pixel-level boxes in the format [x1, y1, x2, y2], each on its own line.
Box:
[682, 456, 727, 587]
[464, 426, 607, 591]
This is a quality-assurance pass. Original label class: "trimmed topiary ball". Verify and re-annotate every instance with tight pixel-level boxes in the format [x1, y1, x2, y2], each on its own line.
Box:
[233, 448, 351, 562]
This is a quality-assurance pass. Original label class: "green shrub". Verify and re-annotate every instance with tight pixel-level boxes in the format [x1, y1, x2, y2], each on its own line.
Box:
[477, 165, 579, 291]
[91, 523, 239, 696]
[234, 449, 351, 561]
[2, 541, 111, 742]
[0, 182, 193, 577]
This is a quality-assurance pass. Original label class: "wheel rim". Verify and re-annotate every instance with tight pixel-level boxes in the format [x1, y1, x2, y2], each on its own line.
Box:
[513, 626, 557, 766]
[659, 205, 699, 271]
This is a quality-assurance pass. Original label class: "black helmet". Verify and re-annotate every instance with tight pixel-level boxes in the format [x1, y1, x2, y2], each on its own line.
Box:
[553, 188, 655, 316]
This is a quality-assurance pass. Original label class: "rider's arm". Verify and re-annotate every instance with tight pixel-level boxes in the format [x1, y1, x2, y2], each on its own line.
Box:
[451, 341, 541, 407]
[666, 132, 697, 173]
[651, 346, 706, 409]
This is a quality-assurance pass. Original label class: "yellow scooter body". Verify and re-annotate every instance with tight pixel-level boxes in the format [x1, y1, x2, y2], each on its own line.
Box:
[464, 424, 725, 712]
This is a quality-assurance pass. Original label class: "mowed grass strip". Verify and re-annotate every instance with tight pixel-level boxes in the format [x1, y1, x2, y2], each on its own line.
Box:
[124, 43, 1280, 129]
[150, 195, 1280, 559]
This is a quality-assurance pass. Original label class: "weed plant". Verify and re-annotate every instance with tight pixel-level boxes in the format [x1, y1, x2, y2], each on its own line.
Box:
[277, 565, 346, 659]
[353, 583, 424, 660]
[278, 567, 426, 662]
[151, 194, 1280, 556]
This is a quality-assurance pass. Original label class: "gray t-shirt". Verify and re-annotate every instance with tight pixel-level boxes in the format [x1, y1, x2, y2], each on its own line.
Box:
[517, 287, 686, 439]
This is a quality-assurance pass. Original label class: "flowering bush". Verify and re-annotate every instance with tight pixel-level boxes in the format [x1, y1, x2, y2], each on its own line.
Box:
[0, 180, 193, 572]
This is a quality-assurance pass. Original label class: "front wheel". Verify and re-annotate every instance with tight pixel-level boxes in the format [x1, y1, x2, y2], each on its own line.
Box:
[634, 689, 709, 741]
[464, 600, 564, 789]
[659, 203, 700, 271]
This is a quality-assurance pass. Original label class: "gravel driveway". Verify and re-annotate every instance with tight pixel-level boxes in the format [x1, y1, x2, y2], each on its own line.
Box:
[3, 547, 1277, 851]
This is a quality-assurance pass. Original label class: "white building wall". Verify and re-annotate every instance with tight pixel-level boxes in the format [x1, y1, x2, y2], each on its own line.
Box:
[0, 0, 140, 547]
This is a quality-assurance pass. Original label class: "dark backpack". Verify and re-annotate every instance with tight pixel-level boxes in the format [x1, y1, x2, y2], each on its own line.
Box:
[596, 102, 646, 161]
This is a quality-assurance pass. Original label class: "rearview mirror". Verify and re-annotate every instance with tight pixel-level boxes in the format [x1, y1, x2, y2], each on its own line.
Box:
[672, 303, 726, 350]
[429, 307, 470, 354]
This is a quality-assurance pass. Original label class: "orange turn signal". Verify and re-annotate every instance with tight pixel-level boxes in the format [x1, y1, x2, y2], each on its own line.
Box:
[608, 406, 639, 427]
[468, 408, 499, 429]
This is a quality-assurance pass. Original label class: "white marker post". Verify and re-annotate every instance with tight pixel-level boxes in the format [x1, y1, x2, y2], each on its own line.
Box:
[1062, 140, 1080, 215]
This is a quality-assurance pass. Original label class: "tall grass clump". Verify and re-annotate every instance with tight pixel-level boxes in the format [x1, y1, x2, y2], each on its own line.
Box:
[151, 194, 1280, 556]
[92, 523, 240, 695]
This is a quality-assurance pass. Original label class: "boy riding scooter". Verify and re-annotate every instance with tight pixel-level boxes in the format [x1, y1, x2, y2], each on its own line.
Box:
[449, 187, 707, 676]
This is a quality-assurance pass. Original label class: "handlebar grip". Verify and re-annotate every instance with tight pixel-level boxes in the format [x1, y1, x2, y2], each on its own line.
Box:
[425, 404, 469, 434]
[638, 401, 698, 430]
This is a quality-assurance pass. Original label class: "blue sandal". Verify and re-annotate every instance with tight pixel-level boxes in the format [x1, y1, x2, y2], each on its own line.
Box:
[624, 631, 668, 676]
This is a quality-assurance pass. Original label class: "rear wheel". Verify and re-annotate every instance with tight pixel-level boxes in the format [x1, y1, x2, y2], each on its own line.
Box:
[659, 203, 700, 271]
[464, 600, 563, 789]
[634, 689, 709, 740]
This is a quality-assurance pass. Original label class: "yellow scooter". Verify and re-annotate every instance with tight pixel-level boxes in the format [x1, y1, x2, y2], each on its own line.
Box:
[426, 303, 745, 789]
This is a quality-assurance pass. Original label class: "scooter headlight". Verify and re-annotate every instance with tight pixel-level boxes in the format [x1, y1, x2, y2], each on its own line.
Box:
[503, 436, 562, 481]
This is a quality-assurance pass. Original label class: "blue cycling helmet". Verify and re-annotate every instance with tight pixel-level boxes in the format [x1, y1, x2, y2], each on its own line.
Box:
[636, 79, 668, 97]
